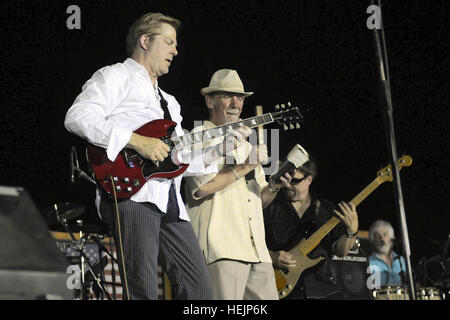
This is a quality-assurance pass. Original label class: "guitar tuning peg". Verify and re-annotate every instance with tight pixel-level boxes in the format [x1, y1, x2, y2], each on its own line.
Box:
[281, 104, 285, 109]
[275, 104, 280, 109]
[283, 124, 288, 130]
[289, 123, 294, 130]
[295, 122, 301, 129]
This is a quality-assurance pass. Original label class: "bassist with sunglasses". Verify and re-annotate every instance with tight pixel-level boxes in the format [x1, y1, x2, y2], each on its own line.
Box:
[263, 152, 359, 300]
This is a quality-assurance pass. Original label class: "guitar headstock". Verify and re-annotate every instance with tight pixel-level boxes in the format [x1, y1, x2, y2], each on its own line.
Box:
[271, 102, 304, 130]
[376, 155, 413, 183]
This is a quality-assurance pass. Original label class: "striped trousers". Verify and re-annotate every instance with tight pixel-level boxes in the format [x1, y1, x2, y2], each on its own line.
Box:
[100, 183, 213, 300]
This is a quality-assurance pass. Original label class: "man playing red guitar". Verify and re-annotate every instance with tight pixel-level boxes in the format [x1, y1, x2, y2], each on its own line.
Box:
[64, 13, 234, 300]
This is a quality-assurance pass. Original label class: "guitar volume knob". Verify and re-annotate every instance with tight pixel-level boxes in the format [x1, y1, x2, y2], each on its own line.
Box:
[133, 179, 140, 187]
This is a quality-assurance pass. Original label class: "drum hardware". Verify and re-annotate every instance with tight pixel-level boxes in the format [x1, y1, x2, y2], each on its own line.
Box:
[416, 287, 443, 300]
[85, 233, 120, 300]
[373, 285, 444, 300]
[415, 234, 450, 300]
[83, 254, 109, 300]
[55, 210, 112, 300]
[64, 147, 118, 299]
[373, 285, 410, 300]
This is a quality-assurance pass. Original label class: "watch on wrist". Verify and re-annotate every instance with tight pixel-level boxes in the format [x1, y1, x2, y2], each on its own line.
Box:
[268, 180, 280, 192]
[345, 229, 358, 238]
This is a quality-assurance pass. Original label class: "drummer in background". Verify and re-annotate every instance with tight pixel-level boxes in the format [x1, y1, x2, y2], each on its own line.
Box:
[368, 220, 406, 287]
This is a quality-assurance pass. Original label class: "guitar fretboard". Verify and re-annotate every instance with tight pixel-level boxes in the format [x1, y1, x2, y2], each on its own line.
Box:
[299, 177, 382, 255]
[170, 113, 274, 149]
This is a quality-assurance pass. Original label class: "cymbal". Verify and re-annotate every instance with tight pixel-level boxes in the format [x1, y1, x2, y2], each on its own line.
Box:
[42, 202, 110, 235]
[416, 254, 450, 287]
[42, 202, 85, 230]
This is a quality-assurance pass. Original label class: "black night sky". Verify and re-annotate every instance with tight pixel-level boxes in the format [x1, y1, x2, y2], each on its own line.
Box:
[1, 0, 449, 274]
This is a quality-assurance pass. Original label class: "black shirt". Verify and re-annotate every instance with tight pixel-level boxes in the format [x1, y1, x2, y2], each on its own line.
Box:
[263, 190, 345, 299]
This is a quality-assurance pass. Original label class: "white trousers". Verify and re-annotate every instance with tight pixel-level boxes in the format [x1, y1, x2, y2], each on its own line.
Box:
[207, 259, 279, 300]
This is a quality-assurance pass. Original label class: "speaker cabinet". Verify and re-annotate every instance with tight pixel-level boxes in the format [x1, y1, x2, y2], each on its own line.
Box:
[0, 186, 73, 299]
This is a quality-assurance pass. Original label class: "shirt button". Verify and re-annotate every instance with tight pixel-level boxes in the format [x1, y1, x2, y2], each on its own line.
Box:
[248, 199, 251, 202]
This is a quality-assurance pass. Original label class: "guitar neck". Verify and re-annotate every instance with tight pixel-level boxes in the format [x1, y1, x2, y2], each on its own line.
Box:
[299, 178, 381, 255]
[170, 113, 274, 149]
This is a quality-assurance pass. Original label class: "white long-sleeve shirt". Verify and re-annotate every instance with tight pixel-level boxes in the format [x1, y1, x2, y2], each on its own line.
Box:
[64, 58, 216, 220]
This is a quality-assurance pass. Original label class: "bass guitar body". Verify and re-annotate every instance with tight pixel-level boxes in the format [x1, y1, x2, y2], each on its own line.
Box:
[275, 239, 325, 298]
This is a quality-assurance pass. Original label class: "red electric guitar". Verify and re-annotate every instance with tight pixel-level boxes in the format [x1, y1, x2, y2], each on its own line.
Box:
[87, 102, 303, 198]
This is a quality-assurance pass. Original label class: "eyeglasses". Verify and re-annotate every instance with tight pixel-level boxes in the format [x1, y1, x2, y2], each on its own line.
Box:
[290, 175, 309, 185]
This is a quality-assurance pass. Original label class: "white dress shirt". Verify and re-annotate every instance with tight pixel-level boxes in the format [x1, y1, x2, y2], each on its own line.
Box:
[64, 58, 216, 220]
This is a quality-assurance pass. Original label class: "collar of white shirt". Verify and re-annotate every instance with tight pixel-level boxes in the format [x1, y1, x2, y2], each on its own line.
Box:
[123, 58, 160, 101]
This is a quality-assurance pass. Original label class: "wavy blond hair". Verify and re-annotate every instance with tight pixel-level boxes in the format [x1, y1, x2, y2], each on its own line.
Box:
[126, 12, 181, 56]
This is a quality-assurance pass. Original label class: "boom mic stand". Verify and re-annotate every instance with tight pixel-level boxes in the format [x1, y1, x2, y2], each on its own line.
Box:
[68, 146, 113, 299]
[71, 146, 96, 185]
[87, 233, 120, 300]
[370, 0, 416, 300]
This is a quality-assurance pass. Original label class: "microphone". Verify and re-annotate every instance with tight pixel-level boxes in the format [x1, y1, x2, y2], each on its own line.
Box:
[270, 144, 309, 183]
[392, 238, 403, 250]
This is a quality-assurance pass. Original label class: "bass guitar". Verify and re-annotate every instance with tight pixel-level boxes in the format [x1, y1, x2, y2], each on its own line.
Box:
[87, 102, 302, 199]
[275, 155, 413, 299]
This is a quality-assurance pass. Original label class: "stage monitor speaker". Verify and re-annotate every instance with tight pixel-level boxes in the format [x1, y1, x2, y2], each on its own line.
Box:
[0, 185, 73, 299]
[330, 237, 372, 300]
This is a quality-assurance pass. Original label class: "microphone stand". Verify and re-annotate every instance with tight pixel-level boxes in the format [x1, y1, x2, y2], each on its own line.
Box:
[370, 0, 416, 300]
[57, 215, 112, 300]
[69, 146, 114, 299]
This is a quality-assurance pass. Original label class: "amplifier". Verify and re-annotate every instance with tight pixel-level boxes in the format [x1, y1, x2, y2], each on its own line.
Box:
[330, 237, 372, 300]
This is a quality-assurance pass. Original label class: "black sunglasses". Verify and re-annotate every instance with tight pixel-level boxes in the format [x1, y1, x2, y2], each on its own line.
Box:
[290, 175, 309, 185]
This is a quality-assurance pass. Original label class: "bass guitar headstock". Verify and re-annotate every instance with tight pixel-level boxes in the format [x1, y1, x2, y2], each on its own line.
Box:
[376, 155, 413, 183]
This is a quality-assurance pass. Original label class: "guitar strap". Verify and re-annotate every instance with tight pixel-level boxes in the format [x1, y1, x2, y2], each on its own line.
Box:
[315, 199, 321, 217]
[158, 89, 172, 121]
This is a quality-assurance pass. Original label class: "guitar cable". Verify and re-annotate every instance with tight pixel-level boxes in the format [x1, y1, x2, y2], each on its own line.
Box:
[109, 176, 131, 300]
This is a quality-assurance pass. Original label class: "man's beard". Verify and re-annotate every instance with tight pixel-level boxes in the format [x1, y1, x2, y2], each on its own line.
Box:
[375, 242, 393, 255]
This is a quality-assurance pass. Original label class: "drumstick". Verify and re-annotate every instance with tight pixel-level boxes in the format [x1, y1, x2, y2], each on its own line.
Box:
[255, 105, 264, 145]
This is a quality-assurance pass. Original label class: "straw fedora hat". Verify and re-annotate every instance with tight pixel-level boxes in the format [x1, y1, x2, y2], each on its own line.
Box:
[200, 69, 254, 97]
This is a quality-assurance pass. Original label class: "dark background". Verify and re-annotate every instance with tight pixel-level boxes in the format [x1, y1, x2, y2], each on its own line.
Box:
[0, 0, 449, 273]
